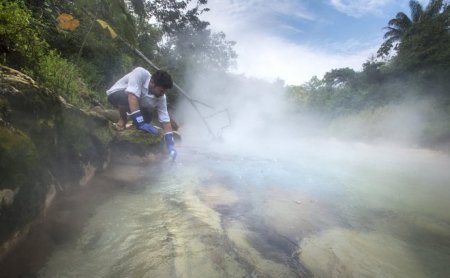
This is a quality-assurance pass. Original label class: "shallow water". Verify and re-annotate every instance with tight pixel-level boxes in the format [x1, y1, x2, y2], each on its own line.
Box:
[39, 142, 450, 277]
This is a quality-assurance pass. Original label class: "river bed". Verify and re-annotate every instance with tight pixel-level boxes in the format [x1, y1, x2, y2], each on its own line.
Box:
[38, 141, 450, 277]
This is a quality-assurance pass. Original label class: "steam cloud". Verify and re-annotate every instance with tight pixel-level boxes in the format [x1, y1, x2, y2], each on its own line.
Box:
[177, 69, 443, 153]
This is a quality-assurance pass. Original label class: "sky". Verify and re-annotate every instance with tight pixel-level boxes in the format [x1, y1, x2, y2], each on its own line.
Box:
[199, 0, 429, 85]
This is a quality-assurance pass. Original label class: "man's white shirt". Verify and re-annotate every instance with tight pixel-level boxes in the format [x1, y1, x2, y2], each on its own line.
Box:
[106, 67, 170, 123]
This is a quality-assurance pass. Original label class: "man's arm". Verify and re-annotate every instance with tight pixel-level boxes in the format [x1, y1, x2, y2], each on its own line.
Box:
[162, 121, 177, 161]
[162, 122, 173, 133]
[155, 96, 177, 160]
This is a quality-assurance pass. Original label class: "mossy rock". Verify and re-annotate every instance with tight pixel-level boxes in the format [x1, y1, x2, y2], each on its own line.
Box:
[0, 66, 61, 120]
[114, 126, 163, 145]
[110, 125, 165, 156]
[0, 65, 174, 247]
[0, 125, 39, 191]
[0, 125, 49, 241]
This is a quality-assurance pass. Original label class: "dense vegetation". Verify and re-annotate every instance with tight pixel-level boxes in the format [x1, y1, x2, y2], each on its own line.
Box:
[287, 0, 450, 146]
[0, 0, 236, 108]
[1, 0, 449, 147]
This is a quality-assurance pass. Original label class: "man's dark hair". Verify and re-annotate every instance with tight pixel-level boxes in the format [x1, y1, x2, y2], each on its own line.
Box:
[151, 70, 173, 89]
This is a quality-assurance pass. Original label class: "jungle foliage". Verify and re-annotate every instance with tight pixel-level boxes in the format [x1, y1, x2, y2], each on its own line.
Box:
[0, 0, 236, 109]
[287, 0, 450, 127]
[1, 0, 449, 145]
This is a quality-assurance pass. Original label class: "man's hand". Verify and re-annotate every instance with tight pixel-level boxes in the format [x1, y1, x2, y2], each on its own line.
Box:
[164, 132, 177, 161]
[129, 110, 160, 135]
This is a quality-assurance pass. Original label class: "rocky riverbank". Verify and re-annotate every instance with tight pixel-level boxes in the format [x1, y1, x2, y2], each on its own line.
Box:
[0, 65, 167, 264]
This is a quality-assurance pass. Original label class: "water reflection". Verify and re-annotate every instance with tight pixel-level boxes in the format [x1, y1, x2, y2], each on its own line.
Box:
[40, 144, 450, 277]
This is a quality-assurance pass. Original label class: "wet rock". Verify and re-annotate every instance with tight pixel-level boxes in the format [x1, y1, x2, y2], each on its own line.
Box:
[0, 189, 18, 206]
[299, 228, 427, 277]
[0, 65, 167, 262]
[261, 186, 341, 240]
[197, 184, 240, 209]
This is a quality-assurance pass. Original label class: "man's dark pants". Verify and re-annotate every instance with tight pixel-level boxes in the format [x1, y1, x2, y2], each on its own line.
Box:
[107, 91, 152, 123]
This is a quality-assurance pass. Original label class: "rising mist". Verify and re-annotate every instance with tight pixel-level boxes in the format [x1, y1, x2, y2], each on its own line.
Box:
[173, 68, 449, 160]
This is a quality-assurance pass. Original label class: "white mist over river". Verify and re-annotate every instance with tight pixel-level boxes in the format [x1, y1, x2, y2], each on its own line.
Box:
[40, 73, 450, 277]
[39, 141, 450, 277]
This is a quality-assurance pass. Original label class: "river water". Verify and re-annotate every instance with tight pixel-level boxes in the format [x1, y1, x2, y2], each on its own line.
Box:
[38, 139, 450, 277]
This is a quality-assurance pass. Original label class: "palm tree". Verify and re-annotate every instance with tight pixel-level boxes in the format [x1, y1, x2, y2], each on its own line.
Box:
[377, 0, 447, 57]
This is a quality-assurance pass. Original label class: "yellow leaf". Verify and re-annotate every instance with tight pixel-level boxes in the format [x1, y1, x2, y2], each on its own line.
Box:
[96, 19, 118, 39]
[96, 19, 108, 29]
[57, 13, 80, 31]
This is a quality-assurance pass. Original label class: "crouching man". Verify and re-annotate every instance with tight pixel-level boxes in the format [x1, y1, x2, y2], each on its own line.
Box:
[106, 67, 177, 160]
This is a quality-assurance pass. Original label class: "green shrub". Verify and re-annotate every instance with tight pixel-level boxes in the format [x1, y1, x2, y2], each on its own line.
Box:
[37, 50, 91, 107]
[0, 0, 48, 72]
